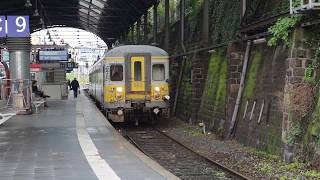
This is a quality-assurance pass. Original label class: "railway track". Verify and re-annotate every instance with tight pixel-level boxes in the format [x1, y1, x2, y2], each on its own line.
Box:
[121, 126, 250, 180]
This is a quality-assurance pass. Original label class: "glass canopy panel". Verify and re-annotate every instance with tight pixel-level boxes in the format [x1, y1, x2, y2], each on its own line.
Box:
[79, 1, 89, 8]
[92, 8, 102, 15]
[92, 0, 104, 8]
[79, 8, 88, 14]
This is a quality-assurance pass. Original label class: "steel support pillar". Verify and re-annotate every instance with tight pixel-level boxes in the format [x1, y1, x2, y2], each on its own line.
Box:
[153, 3, 158, 44]
[202, 0, 209, 46]
[164, 0, 170, 51]
[6, 37, 31, 112]
[7, 38, 30, 80]
[136, 20, 141, 45]
[143, 12, 148, 44]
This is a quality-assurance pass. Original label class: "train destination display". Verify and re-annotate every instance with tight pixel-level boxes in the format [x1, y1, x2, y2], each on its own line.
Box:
[39, 50, 68, 61]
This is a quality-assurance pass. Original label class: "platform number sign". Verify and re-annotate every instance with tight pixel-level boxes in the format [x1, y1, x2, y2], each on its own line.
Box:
[0, 16, 6, 37]
[0, 16, 30, 38]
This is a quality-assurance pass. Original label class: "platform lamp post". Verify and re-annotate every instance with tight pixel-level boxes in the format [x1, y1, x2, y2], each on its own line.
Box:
[5, 16, 32, 114]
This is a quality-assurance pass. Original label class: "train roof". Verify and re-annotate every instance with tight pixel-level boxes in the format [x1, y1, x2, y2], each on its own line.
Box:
[104, 45, 168, 57]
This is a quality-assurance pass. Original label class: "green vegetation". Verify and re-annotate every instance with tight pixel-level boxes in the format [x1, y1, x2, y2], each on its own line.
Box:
[243, 49, 262, 100]
[241, 145, 280, 161]
[185, 0, 203, 25]
[304, 64, 316, 86]
[301, 170, 320, 178]
[214, 171, 226, 178]
[242, 144, 320, 178]
[268, 15, 302, 46]
[255, 162, 273, 176]
[287, 120, 302, 146]
[198, 49, 227, 131]
[181, 122, 206, 137]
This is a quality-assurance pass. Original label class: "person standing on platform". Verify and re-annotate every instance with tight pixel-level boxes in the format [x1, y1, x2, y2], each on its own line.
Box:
[67, 80, 71, 90]
[71, 78, 80, 98]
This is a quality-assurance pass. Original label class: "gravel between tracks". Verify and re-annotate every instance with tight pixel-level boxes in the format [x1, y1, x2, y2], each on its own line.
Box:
[157, 118, 319, 179]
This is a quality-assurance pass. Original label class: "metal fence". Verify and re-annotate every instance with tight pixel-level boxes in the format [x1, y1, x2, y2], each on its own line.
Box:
[0, 79, 31, 111]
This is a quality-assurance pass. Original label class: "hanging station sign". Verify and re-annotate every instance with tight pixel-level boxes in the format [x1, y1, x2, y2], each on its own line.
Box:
[0, 16, 30, 38]
[39, 50, 68, 61]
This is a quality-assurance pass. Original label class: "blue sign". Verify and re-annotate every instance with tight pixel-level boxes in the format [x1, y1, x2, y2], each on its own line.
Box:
[7, 16, 30, 37]
[0, 16, 6, 37]
[39, 50, 68, 61]
[0, 16, 30, 38]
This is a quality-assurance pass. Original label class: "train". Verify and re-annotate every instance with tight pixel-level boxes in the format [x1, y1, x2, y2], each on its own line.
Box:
[89, 45, 170, 124]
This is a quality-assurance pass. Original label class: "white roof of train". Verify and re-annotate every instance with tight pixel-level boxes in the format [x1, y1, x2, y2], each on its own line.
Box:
[104, 45, 168, 57]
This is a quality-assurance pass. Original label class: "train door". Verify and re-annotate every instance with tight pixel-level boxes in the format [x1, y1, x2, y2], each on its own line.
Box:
[131, 57, 145, 92]
[126, 54, 151, 94]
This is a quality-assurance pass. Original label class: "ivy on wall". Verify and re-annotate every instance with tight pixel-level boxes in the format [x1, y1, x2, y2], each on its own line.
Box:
[268, 15, 302, 47]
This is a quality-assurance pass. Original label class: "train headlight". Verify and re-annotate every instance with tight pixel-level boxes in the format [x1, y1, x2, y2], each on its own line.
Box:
[117, 109, 124, 116]
[163, 95, 170, 101]
[116, 87, 123, 93]
[154, 86, 160, 92]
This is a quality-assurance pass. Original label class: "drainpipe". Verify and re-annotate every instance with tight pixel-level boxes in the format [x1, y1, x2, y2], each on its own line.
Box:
[173, 0, 186, 116]
[227, 40, 252, 139]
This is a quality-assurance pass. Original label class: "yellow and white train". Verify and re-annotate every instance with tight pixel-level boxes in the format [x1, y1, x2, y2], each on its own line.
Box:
[89, 45, 170, 123]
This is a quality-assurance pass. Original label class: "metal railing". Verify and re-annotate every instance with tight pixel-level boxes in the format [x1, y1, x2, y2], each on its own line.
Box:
[0, 79, 31, 111]
[290, 0, 320, 14]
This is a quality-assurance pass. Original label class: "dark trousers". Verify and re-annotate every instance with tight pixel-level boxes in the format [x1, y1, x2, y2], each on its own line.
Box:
[73, 89, 78, 98]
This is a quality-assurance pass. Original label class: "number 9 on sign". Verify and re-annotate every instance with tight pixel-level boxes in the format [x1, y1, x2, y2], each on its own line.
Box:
[7, 16, 30, 37]
[16, 17, 26, 33]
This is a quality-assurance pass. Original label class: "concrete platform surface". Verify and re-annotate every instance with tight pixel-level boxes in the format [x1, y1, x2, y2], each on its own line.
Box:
[0, 94, 178, 180]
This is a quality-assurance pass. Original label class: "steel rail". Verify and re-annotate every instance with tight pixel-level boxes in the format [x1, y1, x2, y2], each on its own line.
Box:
[153, 127, 252, 180]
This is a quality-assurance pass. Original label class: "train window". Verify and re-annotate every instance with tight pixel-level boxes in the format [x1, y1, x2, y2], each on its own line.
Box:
[110, 65, 123, 81]
[152, 64, 165, 81]
[134, 61, 142, 81]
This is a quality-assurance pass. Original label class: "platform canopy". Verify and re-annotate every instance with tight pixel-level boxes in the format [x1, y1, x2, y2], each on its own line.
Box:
[1, 0, 157, 43]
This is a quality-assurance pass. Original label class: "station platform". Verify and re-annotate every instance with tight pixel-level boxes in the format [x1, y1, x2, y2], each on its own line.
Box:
[0, 94, 178, 180]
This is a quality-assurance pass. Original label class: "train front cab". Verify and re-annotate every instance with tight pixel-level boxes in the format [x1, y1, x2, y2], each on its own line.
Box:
[104, 47, 170, 123]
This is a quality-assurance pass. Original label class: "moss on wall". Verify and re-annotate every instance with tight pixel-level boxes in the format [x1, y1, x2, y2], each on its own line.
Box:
[243, 51, 263, 100]
[235, 44, 287, 155]
[198, 49, 227, 132]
